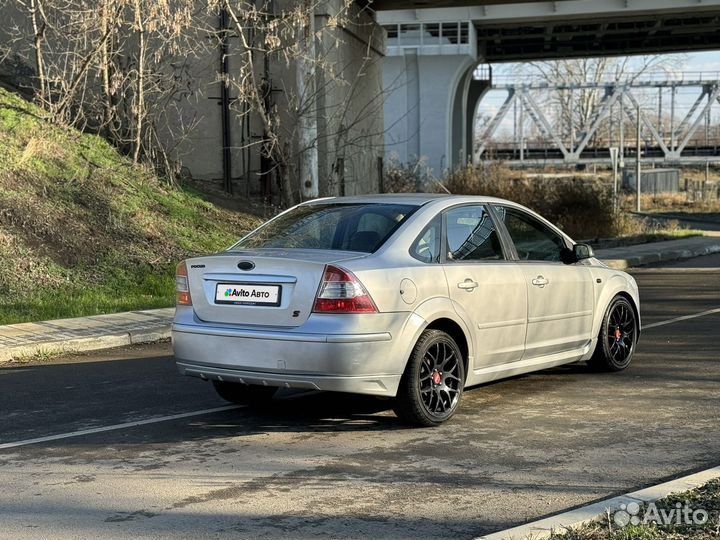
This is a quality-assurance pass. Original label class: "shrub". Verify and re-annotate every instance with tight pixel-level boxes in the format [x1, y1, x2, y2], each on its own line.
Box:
[382, 155, 452, 194]
[441, 164, 616, 239]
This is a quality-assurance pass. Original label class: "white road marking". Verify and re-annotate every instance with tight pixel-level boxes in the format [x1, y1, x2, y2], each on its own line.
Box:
[0, 405, 240, 450]
[2, 307, 719, 451]
[644, 307, 720, 330]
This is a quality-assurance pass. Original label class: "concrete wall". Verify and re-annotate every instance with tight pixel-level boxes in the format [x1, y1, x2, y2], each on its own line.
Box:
[163, 10, 266, 196]
[314, 2, 386, 196]
[180, 2, 387, 198]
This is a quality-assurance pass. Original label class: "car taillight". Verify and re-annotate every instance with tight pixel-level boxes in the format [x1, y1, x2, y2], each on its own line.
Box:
[313, 265, 378, 314]
[176, 261, 192, 306]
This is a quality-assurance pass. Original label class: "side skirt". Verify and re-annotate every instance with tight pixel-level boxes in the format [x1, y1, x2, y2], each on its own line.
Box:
[466, 341, 594, 386]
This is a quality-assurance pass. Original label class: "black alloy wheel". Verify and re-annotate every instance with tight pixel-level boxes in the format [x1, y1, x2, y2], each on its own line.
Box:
[394, 329, 465, 426]
[589, 295, 638, 371]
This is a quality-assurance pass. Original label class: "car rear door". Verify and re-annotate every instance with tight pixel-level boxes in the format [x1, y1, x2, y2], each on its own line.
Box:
[491, 205, 594, 359]
[440, 204, 527, 370]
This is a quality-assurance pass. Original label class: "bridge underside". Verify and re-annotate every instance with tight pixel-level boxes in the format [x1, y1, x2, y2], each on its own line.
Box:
[377, 0, 720, 61]
[475, 12, 720, 62]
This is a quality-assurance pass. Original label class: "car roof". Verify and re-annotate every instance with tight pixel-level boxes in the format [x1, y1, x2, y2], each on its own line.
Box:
[300, 193, 575, 244]
[301, 193, 513, 207]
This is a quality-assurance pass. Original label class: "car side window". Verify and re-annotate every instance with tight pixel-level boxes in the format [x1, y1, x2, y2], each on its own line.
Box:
[494, 206, 566, 262]
[444, 205, 505, 261]
[410, 215, 441, 263]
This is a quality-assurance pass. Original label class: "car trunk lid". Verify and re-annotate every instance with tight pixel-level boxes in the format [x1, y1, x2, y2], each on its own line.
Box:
[187, 249, 365, 327]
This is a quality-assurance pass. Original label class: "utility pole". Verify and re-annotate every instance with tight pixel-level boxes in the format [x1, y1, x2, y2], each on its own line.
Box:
[610, 147, 619, 213]
[670, 85, 676, 153]
[636, 105, 642, 213]
[297, 0, 319, 199]
[619, 91, 625, 170]
[706, 161, 710, 184]
[519, 91, 525, 162]
[569, 89, 575, 153]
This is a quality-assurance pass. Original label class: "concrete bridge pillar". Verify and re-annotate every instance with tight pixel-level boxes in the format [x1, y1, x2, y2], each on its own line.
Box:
[382, 21, 479, 179]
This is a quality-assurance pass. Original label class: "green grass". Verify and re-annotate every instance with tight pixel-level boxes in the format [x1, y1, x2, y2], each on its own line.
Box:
[0, 88, 262, 324]
[0, 265, 175, 323]
[548, 480, 720, 540]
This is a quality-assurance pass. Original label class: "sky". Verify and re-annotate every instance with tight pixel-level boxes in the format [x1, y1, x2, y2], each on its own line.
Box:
[681, 50, 720, 73]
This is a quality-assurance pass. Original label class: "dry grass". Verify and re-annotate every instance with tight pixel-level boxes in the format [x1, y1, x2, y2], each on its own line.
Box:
[383, 162, 712, 240]
[621, 192, 720, 213]
[440, 164, 616, 239]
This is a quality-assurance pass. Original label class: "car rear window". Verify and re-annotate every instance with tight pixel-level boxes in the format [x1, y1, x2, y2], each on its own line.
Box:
[231, 203, 417, 253]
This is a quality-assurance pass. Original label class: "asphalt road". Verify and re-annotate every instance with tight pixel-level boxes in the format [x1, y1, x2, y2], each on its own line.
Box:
[1, 257, 719, 540]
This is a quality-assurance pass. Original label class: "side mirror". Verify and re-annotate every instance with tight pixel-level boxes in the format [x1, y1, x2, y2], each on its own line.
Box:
[573, 243, 595, 261]
[561, 243, 595, 264]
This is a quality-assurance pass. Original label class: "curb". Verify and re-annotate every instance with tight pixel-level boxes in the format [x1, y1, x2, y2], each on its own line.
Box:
[473, 465, 720, 540]
[0, 326, 171, 363]
[600, 242, 720, 269]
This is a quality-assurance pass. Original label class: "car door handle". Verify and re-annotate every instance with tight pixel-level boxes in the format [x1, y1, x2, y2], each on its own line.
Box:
[532, 275, 549, 288]
[457, 279, 479, 291]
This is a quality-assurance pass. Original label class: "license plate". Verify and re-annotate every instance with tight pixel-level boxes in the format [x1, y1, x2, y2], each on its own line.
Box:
[215, 283, 281, 306]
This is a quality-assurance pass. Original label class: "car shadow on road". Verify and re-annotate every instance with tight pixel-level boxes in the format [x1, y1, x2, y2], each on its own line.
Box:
[4, 322, 718, 452]
[0, 359, 598, 456]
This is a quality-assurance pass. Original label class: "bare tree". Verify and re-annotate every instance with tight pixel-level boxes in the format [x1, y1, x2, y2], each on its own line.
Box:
[2, 0, 386, 199]
[4, 0, 203, 175]
[132, 0, 145, 163]
[209, 0, 384, 204]
[28, 0, 47, 103]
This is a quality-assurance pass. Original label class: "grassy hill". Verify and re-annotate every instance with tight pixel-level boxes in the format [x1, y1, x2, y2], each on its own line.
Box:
[0, 88, 262, 324]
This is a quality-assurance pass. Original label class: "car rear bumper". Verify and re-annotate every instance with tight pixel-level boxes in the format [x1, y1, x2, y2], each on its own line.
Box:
[172, 315, 412, 396]
[175, 361, 401, 396]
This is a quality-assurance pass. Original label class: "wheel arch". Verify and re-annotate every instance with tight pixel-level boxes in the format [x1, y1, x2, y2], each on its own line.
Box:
[615, 291, 641, 338]
[394, 296, 474, 379]
[592, 275, 641, 339]
[397, 297, 474, 384]
[424, 317, 470, 380]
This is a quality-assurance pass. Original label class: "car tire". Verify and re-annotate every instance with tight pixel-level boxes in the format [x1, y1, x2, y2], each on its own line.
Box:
[212, 380, 277, 405]
[393, 329, 465, 427]
[588, 295, 638, 372]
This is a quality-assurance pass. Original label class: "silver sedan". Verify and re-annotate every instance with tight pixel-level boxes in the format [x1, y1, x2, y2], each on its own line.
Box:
[173, 194, 640, 426]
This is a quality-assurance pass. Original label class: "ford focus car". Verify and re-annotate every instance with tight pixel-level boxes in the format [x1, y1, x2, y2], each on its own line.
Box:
[172, 194, 640, 426]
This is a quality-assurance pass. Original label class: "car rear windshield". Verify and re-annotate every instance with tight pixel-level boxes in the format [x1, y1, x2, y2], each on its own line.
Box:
[231, 203, 417, 253]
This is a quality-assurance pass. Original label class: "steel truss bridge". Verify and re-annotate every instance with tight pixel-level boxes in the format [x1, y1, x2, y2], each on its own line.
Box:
[474, 76, 720, 167]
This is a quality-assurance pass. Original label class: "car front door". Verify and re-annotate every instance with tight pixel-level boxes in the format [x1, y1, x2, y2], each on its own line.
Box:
[492, 205, 594, 359]
[441, 204, 527, 370]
